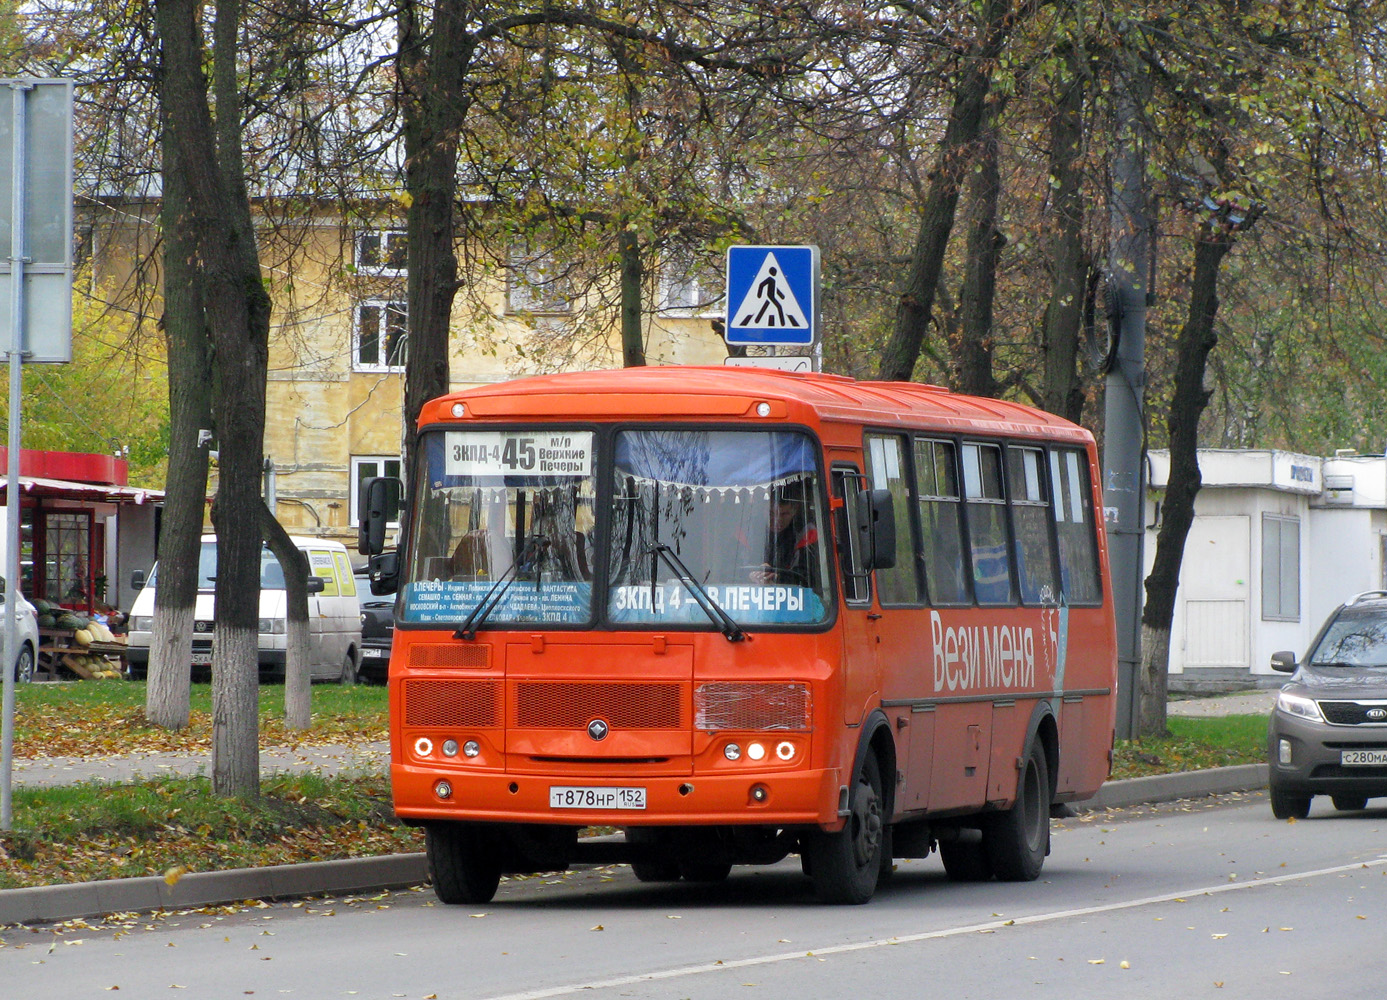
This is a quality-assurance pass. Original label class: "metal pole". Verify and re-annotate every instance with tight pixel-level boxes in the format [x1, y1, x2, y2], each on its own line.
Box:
[3, 80, 33, 830]
[1103, 47, 1150, 741]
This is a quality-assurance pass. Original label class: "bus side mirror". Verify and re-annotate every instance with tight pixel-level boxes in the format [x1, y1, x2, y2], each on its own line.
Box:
[359, 476, 403, 556]
[855, 488, 896, 571]
[131, 570, 145, 591]
[368, 551, 399, 596]
[867, 489, 896, 570]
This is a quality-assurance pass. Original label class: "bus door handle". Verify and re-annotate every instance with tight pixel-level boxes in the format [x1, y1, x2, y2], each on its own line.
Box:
[866, 612, 882, 621]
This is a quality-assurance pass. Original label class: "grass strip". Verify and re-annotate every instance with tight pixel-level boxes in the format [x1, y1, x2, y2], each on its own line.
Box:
[1111, 714, 1267, 779]
[12, 682, 388, 758]
[0, 772, 423, 891]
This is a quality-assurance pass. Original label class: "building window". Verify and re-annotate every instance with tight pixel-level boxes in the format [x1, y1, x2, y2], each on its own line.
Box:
[507, 248, 572, 315]
[355, 229, 407, 275]
[354, 300, 407, 371]
[351, 456, 402, 527]
[1262, 514, 1300, 621]
[657, 259, 721, 315]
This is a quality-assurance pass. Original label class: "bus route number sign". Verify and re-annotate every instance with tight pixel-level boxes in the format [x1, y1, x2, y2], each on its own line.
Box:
[445, 430, 593, 478]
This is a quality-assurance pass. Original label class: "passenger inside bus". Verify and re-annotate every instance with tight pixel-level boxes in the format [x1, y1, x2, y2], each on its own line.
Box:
[751, 482, 820, 586]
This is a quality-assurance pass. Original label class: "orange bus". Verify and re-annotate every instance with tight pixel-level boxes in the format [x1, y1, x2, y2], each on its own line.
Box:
[359, 366, 1117, 905]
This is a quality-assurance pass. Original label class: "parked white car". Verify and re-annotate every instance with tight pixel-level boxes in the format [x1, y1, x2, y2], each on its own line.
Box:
[2, 577, 39, 683]
[126, 535, 362, 683]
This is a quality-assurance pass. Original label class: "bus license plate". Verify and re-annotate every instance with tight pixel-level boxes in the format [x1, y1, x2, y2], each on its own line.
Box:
[1341, 749, 1387, 766]
[549, 786, 646, 810]
[191, 653, 213, 666]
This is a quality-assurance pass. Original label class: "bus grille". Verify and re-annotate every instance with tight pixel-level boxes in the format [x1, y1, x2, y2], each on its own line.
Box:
[409, 643, 490, 668]
[694, 682, 811, 731]
[403, 679, 501, 727]
[515, 682, 683, 729]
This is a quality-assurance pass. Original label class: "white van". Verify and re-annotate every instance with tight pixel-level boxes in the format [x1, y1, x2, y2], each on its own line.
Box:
[126, 535, 362, 683]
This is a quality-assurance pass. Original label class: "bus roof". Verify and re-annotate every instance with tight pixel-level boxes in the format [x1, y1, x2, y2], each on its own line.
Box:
[419, 367, 1093, 444]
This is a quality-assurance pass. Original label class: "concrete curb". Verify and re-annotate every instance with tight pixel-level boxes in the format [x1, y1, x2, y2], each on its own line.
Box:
[0, 854, 427, 927]
[1, 765, 1269, 927]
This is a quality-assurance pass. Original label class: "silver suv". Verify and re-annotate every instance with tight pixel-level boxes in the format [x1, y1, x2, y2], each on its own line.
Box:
[1268, 591, 1387, 818]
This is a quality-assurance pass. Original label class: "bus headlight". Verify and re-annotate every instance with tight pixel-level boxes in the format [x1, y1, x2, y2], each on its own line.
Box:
[724, 743, 742, 761]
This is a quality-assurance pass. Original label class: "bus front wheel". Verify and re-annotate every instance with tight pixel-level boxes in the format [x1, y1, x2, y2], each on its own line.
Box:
[805, 751, 884, 904]
[984, 742, 1050, 882]
[426, 823, 502, 904]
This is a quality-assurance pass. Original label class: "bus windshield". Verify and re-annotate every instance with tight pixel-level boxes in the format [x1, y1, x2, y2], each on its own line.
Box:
[607, 429, 829, 626]
[401, 426, 829, 629]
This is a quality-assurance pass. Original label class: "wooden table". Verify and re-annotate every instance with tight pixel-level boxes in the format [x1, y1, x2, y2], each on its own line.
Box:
[35, 628, 130, 679]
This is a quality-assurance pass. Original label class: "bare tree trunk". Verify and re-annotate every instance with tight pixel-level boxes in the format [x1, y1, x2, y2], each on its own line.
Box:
[1039, 52, 1088, 423]
[260, 507, 312, 729]
[955, 125, 1003, 398]
[877, 0, 1024, 383]
[158, 0, 271, 798]
[399, 2, 473, 489]
[1139, 226, 1235, 737]
[146, 111, 211, 730]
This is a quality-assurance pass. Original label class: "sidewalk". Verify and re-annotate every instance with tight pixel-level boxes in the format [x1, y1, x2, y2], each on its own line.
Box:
[1, 691, 1277, 927]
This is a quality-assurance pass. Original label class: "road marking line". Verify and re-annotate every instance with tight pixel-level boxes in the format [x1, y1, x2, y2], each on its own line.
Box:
[478, 857, 1387, 1000]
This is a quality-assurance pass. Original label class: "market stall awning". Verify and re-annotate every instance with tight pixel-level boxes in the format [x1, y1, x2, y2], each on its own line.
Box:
[0, 476, 164, 505]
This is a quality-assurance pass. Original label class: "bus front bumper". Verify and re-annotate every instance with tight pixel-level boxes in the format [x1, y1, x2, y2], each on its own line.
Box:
[391, 763, 845, 829]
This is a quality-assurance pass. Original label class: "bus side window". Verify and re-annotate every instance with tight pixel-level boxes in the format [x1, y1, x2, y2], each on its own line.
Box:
[866, 433, 923, 605]
[831, 468, 871, 604]
[961, 443, 1013, 605]
[1049, 448, 1103, 604]
[1007, 445, 1058, 605]
[914, 438, 969, 604]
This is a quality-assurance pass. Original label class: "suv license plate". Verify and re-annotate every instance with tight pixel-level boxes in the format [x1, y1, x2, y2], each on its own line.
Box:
[549, 786, 646, 810]
[1341, 749, 1387, 766]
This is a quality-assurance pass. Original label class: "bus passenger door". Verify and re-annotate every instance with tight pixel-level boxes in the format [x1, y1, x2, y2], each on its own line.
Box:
[830, 463, 879, 727]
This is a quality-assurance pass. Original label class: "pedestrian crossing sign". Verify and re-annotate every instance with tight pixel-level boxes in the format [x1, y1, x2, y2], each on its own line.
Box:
[724, 245, 819, 346]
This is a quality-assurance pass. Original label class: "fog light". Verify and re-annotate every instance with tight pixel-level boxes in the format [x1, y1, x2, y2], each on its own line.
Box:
[1279, 738, 1293, 765]
[724, 742, 742, 761]
[414, 737, 433, 757]
[463, 740, 481, 758]
[750, 784, 768, 802]
[747, 742, 766, 761]
[434, 780, 453, 799]
[775, 741, 795, 761]
[442, 739, 459, 757]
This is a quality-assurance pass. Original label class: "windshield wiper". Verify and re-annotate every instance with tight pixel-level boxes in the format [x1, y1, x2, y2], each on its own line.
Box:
[454, 536, 545, 641]
[646, 543, 748, 643]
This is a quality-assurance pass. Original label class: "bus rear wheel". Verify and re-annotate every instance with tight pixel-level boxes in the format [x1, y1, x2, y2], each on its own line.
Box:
[984, 742, 1050, 882]
[805, 751, 884, 904]
[426, 823, 502, 904]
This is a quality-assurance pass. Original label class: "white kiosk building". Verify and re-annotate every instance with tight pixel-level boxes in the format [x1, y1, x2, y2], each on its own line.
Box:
[1146, 449, 1387, 691]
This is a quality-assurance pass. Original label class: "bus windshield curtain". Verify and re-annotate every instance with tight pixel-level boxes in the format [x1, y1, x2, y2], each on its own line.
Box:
[615, 430, 817, 487]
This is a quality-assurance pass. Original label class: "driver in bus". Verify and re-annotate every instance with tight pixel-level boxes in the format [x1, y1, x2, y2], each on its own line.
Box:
[751, 481, 819, 586]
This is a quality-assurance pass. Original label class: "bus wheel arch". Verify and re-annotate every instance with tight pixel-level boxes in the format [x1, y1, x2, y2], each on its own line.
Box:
[984, 711, 1055, 882]
[804, 712, 893, 904]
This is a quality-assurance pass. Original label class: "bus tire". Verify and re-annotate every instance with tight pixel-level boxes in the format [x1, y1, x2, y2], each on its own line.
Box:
[939, 839, 993, 882]
[631, 860, 683, 882]
[985, 742, 1050, 882]
[426, 823, 502, 904]
[805, 751, 884, 904]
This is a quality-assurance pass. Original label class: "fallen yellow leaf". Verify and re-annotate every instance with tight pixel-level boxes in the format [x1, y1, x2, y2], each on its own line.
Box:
[163, 866, 188, 886]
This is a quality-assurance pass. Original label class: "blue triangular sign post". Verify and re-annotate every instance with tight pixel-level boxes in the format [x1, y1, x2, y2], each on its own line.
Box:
[724, 245, 818, 346]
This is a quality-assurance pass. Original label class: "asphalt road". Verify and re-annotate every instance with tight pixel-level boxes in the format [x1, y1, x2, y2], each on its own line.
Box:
[5, 791, 1383, 1000]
